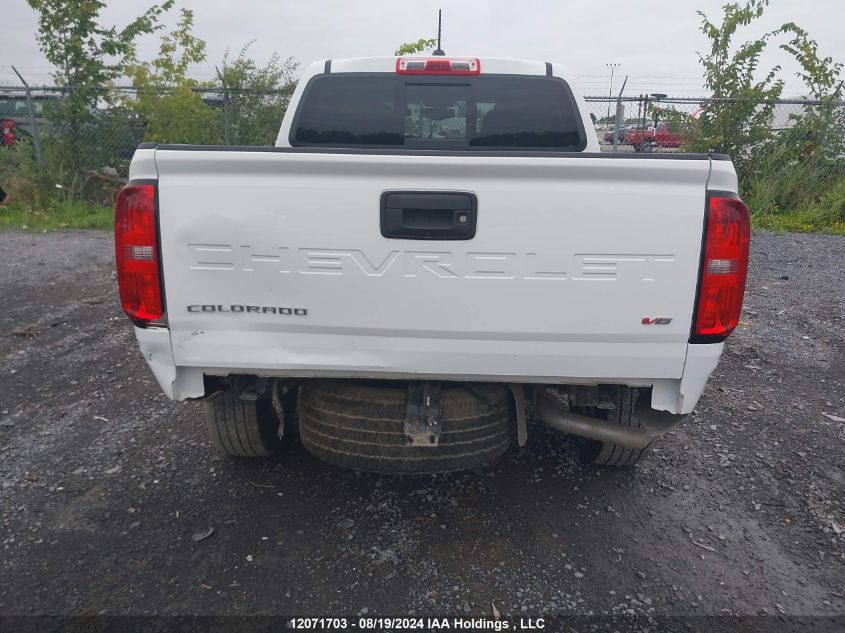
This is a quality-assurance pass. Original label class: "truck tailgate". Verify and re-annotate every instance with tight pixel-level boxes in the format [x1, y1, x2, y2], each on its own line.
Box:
[155, 149, 711, 382]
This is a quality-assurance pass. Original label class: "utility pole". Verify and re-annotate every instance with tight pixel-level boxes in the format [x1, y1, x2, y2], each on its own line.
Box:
[605, 63, 620, 128]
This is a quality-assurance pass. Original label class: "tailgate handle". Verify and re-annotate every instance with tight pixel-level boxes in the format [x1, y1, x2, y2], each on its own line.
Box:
[381, 191, 477, 240]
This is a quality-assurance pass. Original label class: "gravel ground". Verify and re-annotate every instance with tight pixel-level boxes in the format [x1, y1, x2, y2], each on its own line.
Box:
[0, 230, 843, 628]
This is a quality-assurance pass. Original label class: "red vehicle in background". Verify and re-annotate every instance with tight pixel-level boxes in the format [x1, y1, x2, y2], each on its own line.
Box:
[625, 122, 689, 152]
[1, 119, 17, 148]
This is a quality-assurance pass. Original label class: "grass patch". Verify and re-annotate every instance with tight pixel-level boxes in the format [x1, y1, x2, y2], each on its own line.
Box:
[747, 178, 845, 235]
[743, 159, 845, 235]
[0, 199, 113, 231]
[751, 211, 845, 234]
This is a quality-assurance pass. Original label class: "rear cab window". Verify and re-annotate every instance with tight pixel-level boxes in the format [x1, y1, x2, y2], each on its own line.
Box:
[291, 74, 587, 151]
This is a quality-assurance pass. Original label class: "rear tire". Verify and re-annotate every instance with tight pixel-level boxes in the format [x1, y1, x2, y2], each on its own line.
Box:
[203, 383, 282, 457]
[299, 381, 514, 474]
[572, 387, 653, 467]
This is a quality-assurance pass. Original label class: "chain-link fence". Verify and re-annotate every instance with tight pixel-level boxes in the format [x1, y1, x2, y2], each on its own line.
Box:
[582, 95, 845, 153]
[0, 83, 294, 196]
[2, 83, 843, 175]
[3, 78, 842, 232]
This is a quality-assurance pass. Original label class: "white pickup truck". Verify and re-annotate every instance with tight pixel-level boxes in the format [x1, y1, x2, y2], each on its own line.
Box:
[116, 56, 750, 473]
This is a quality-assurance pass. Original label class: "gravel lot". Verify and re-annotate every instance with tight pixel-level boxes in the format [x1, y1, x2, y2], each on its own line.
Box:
[0, 230, 843, 627]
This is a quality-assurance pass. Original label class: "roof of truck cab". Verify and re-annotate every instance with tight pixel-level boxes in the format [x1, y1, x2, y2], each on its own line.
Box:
[312, 56, 574, 80]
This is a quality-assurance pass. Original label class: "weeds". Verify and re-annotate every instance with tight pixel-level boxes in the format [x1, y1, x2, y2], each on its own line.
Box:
[1, 142, 115, 231]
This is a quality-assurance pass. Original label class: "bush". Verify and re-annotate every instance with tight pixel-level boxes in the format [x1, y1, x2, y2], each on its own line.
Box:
[1, 140, 115, 230]
[685, 0, 844, 234]
[0, 141, 51, 209]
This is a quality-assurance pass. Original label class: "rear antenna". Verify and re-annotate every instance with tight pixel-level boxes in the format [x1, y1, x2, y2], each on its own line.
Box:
[432, 9, 445, 56]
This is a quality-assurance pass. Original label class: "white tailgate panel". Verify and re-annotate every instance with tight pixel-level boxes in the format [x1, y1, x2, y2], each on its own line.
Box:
[156, 151, 709, 382]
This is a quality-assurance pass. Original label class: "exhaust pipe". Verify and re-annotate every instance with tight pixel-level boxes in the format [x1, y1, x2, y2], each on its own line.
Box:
[535, 389, 669, 450]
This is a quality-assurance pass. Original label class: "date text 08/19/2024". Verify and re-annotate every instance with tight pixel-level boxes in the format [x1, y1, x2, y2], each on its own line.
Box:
[287, 616, 546, 630]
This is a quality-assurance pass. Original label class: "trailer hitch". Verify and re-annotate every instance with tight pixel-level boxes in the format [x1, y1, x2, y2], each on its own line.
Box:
[405, 381, 442, 447]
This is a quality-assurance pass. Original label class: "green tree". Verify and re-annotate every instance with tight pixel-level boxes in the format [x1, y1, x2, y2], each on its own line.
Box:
[779, 26, 844, 161]
[648, 104, 691, 135]
[217, 43, 299, 145]
[395, 39, 437, 56]
[27, 0, 174, 182]
[125, 9, 221, 144]
[690, 2, 845, 231]
[688, 0, 790, 170]
[746, 27, 845, 228]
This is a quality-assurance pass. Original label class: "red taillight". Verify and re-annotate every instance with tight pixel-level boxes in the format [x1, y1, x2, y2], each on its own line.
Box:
[692, 195, 750, 342]
[396, 57, 481, 75]
[114, 183, 164, 326]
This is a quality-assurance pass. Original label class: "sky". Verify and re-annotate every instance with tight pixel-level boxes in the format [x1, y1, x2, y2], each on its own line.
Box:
[1, 0, 843, 97]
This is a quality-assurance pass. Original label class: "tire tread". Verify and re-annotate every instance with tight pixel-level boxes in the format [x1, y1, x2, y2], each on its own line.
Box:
[299, 381, 514, 474]
[203, 387, 281, 457]
[575, 387, 653, 467]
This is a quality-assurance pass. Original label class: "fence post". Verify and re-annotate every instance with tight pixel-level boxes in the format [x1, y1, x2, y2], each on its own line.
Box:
[613, 76, 628, 152]
[11, 65, 43, 171]
[641, 94, 649, 132]
[223, 89, 231, 146]
[215, 66, 231, 146]
[636, 95, 642, 130]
